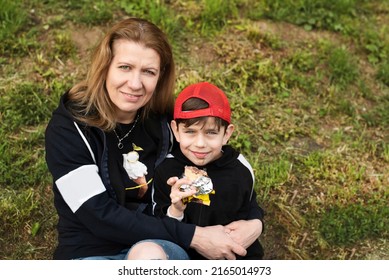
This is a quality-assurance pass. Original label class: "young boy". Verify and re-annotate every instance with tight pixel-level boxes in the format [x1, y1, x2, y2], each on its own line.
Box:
[152, 82, 264, 259]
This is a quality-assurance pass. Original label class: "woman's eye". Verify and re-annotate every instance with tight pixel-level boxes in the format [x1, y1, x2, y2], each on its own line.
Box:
[144, 69, 157, 76]
[119, 65, 130, 70]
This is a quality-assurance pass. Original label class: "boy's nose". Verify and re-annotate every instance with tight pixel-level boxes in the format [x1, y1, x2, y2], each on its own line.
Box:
[194, 134, 206, 147]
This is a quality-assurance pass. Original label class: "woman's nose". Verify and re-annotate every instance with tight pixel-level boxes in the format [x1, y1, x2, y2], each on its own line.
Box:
[127, 72, 142, 90]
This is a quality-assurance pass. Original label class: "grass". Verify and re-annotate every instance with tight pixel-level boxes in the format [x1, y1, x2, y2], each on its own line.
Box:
[0, 0, 28, 41]
[0, 0, 388, 260]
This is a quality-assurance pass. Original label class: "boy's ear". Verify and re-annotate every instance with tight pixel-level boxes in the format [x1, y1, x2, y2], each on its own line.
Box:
[222, 124, 234, 145]
[170, 120, 181, 142]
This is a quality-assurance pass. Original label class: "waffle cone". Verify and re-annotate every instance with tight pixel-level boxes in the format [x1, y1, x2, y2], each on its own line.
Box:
[132, 176, 147, 186]
[132, 176, 148, 198]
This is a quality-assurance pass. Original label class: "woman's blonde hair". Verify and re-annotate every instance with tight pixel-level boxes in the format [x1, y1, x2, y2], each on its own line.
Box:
[68, 18, 175, 131]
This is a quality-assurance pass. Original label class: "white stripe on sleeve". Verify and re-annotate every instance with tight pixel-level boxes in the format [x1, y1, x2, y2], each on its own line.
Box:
[237, 154, 255, 200]
[73, 122, 96, 163]
[56, 164, 106, 213]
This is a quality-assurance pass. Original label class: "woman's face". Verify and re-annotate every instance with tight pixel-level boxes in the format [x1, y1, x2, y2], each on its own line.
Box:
[106, 39, 161, 123]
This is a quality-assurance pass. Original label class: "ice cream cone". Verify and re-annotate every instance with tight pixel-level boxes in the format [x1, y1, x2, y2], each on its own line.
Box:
[132, 176, 148, 198]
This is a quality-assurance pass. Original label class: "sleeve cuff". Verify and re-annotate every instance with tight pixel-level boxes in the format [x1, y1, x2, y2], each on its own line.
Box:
[167, 206, 184, 221]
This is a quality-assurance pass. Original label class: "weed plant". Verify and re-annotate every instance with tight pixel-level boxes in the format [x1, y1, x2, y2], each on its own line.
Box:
[0, 0, 388, 259]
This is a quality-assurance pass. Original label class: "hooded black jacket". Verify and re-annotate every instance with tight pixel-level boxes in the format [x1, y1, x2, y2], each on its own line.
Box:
[152, 147, 265, 259]
[45, 93, 195, 259]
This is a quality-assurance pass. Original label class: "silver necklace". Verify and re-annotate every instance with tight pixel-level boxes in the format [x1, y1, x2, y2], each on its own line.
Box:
[113, 114, 139, 149]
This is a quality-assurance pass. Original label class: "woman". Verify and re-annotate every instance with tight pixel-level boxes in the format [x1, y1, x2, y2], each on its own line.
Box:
[45, 18, 254, 260]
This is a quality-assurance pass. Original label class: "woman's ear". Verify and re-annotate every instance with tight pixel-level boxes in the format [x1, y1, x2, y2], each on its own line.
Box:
[222, 124, 235, 145]
[171, 120, 181, 142]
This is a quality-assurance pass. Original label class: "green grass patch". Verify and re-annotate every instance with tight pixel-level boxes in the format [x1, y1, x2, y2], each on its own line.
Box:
[361, 94, 389, 127]
[0, 0, 28, 41]
[0, 126, 49, 188]
[327, 46, 359, 88]
[262, 0, 361, 32]
[361, 27, 389, 64]
[0, 0, 39, 57]
[199, 0, 238, 35]
[319, 202, 389, 245]
[255, 157, 291, 200]
[0, 83, 58, 131]
[119, 0, 184, 41]
[376, 61, 389, 86]
[0, 188, 39, 228]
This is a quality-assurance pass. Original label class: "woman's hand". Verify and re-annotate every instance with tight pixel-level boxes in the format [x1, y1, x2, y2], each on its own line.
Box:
[167, 176, 196, 218]
[190, 225, 247, 260]
[224, 219, 263, 249]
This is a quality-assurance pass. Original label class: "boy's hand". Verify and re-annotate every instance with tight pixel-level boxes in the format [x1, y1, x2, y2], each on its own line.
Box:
[167, 176, 196, 217]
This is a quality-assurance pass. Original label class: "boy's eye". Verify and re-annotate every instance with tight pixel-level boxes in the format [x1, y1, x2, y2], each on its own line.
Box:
[183, 128, 197, 134]
[206, 130, 219, 135]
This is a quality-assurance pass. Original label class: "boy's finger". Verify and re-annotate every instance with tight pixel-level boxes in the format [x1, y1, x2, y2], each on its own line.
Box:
[166, 176, 179, 186]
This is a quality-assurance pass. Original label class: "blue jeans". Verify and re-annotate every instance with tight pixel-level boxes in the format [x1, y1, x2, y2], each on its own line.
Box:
[76, 239, 189, 260]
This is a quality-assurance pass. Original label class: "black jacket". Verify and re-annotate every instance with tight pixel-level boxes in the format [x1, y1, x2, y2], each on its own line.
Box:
[152, 147, 265, 259]
[45, 93, 195, 259]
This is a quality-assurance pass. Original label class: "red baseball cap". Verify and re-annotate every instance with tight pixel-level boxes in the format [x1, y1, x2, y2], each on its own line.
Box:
[174, 82, 231, 123]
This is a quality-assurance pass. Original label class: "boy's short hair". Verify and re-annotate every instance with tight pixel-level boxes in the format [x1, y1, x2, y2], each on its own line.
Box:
[176, 97, 227, 129]
[174, 82, 231, 124]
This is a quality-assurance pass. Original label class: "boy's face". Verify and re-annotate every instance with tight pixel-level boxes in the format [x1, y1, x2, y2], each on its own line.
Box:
[171, 117, 234, 166]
